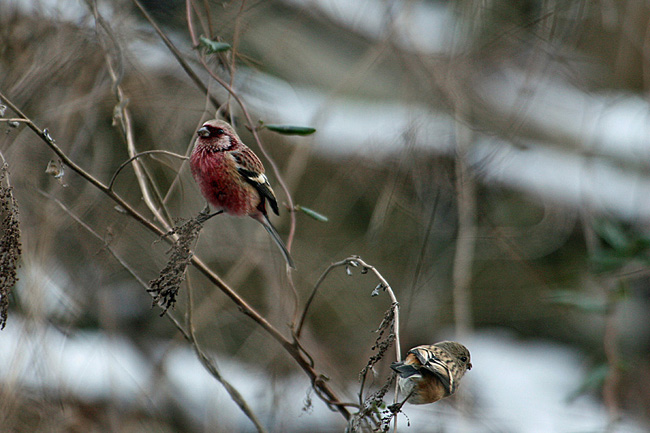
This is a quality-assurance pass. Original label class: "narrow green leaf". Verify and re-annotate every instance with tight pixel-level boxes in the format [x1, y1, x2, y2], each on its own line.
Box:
[547, 290, 608, 314]
[295, 205, 328, 222]
[594, 219, 630, 252]
[264, 124, 316, 136]
[198, 36, 231, 54]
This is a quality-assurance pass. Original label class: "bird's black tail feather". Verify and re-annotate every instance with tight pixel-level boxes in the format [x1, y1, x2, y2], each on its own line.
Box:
[262, 214, 296, 269]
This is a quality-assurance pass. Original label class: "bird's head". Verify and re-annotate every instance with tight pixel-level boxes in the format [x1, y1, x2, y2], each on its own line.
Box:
[436, 341, 472, 373]
[196, 119, 239, 151]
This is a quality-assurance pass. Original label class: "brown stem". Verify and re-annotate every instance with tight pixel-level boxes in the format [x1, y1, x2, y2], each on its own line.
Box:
[44, 188, 266, 432]
[185, 272, 268, 433]
[108, 150, 187, 191]
[602, 287, 621, 427]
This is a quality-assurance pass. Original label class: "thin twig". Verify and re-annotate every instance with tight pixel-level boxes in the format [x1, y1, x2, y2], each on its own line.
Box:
[43, 189, 266, 432]
[185, 272, 268, 433]
[108, 150, 187, 190]
[295, 258, 348, 338]
[296, 257, 401, 362]
[130, 0, 222, 111]
[87, 0, 174, 231]
[602, 287, 621, 428]
[0, 118, 29, 123]
[452, 106, 475, 340]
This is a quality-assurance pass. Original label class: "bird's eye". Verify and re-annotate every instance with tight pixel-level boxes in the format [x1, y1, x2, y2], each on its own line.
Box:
[460, 356, 468, 363]
[215, 128, 224, 135]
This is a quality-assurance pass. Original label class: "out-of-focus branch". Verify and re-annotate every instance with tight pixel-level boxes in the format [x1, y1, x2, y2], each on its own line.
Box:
[582, 218, 622, 428]
[185, 273, 268, 433]
[452, 107, 475, 339]
[602, 289, 621, 427]
[87, 0, 174, 231]
[131, 0, 222, 110]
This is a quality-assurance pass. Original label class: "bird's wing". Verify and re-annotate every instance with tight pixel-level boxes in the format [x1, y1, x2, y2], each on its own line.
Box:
[231, 149, 279, 215]
[410, 346, 455, 394]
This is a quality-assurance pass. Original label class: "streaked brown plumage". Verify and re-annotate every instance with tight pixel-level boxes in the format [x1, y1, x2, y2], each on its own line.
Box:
[390, 341, 472, 404]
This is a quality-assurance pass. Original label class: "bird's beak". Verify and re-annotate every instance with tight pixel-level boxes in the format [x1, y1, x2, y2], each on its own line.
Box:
[197, 126, 210, 137]
[467, 362, 472, 370]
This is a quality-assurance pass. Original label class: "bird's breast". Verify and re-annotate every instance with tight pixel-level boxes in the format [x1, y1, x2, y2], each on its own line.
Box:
[190, 148, 260, 216]
[399, 372, 448, 405]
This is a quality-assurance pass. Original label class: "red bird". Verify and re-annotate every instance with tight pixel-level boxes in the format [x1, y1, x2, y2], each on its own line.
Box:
[190, 119, 295, 269]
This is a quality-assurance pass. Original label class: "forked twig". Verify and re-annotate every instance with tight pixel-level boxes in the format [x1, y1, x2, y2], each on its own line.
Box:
[298, 257, 403, 432]
[296, 256, 401, 365]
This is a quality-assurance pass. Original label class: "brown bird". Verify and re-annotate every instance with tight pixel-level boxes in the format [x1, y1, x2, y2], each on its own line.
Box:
[390, 341, 472, 404]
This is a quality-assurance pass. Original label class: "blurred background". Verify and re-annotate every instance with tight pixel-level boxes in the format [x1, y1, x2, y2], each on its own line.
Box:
[1, 0, 650, 431]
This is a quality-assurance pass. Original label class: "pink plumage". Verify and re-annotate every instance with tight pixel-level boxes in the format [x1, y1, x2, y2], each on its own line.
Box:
[190, 119, 295, 268]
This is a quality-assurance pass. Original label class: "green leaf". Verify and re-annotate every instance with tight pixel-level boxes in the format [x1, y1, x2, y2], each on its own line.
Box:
[547, 290, 608, 314]
[264, 124, 316, 136]
[198, 36, 231, 54]
[295, 205, 328, 222]
[594, 219, 631, 252]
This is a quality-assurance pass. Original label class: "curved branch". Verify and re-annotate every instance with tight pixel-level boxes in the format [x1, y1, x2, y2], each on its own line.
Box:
[185, 273, 268, 433]
[295, 258, 349, 338]
[108, 150, 187, 190]
[295, 256, 401, 365]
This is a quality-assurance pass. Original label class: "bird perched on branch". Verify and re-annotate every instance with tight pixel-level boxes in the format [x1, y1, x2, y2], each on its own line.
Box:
[189, 119, 295, 269]
[390, 341, 472, 404]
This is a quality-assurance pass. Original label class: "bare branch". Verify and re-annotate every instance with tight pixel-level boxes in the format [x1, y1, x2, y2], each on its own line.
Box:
[42, 189, 266, 432]
[185, 274, 268, 433]
[130, 0, 222, 110]
[108, 150, 187, 191]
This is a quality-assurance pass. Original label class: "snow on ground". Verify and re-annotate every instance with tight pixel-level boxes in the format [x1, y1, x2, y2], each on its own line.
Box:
[0, 317, 645, 432]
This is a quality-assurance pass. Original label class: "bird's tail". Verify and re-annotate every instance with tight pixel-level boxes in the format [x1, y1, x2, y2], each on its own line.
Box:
[260, 214, 296, 269]
[390, 361, 420, 378]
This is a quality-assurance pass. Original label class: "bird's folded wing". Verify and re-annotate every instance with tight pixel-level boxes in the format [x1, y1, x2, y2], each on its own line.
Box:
[410, 347, 455, 394]
[237, 167, 279, 215]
